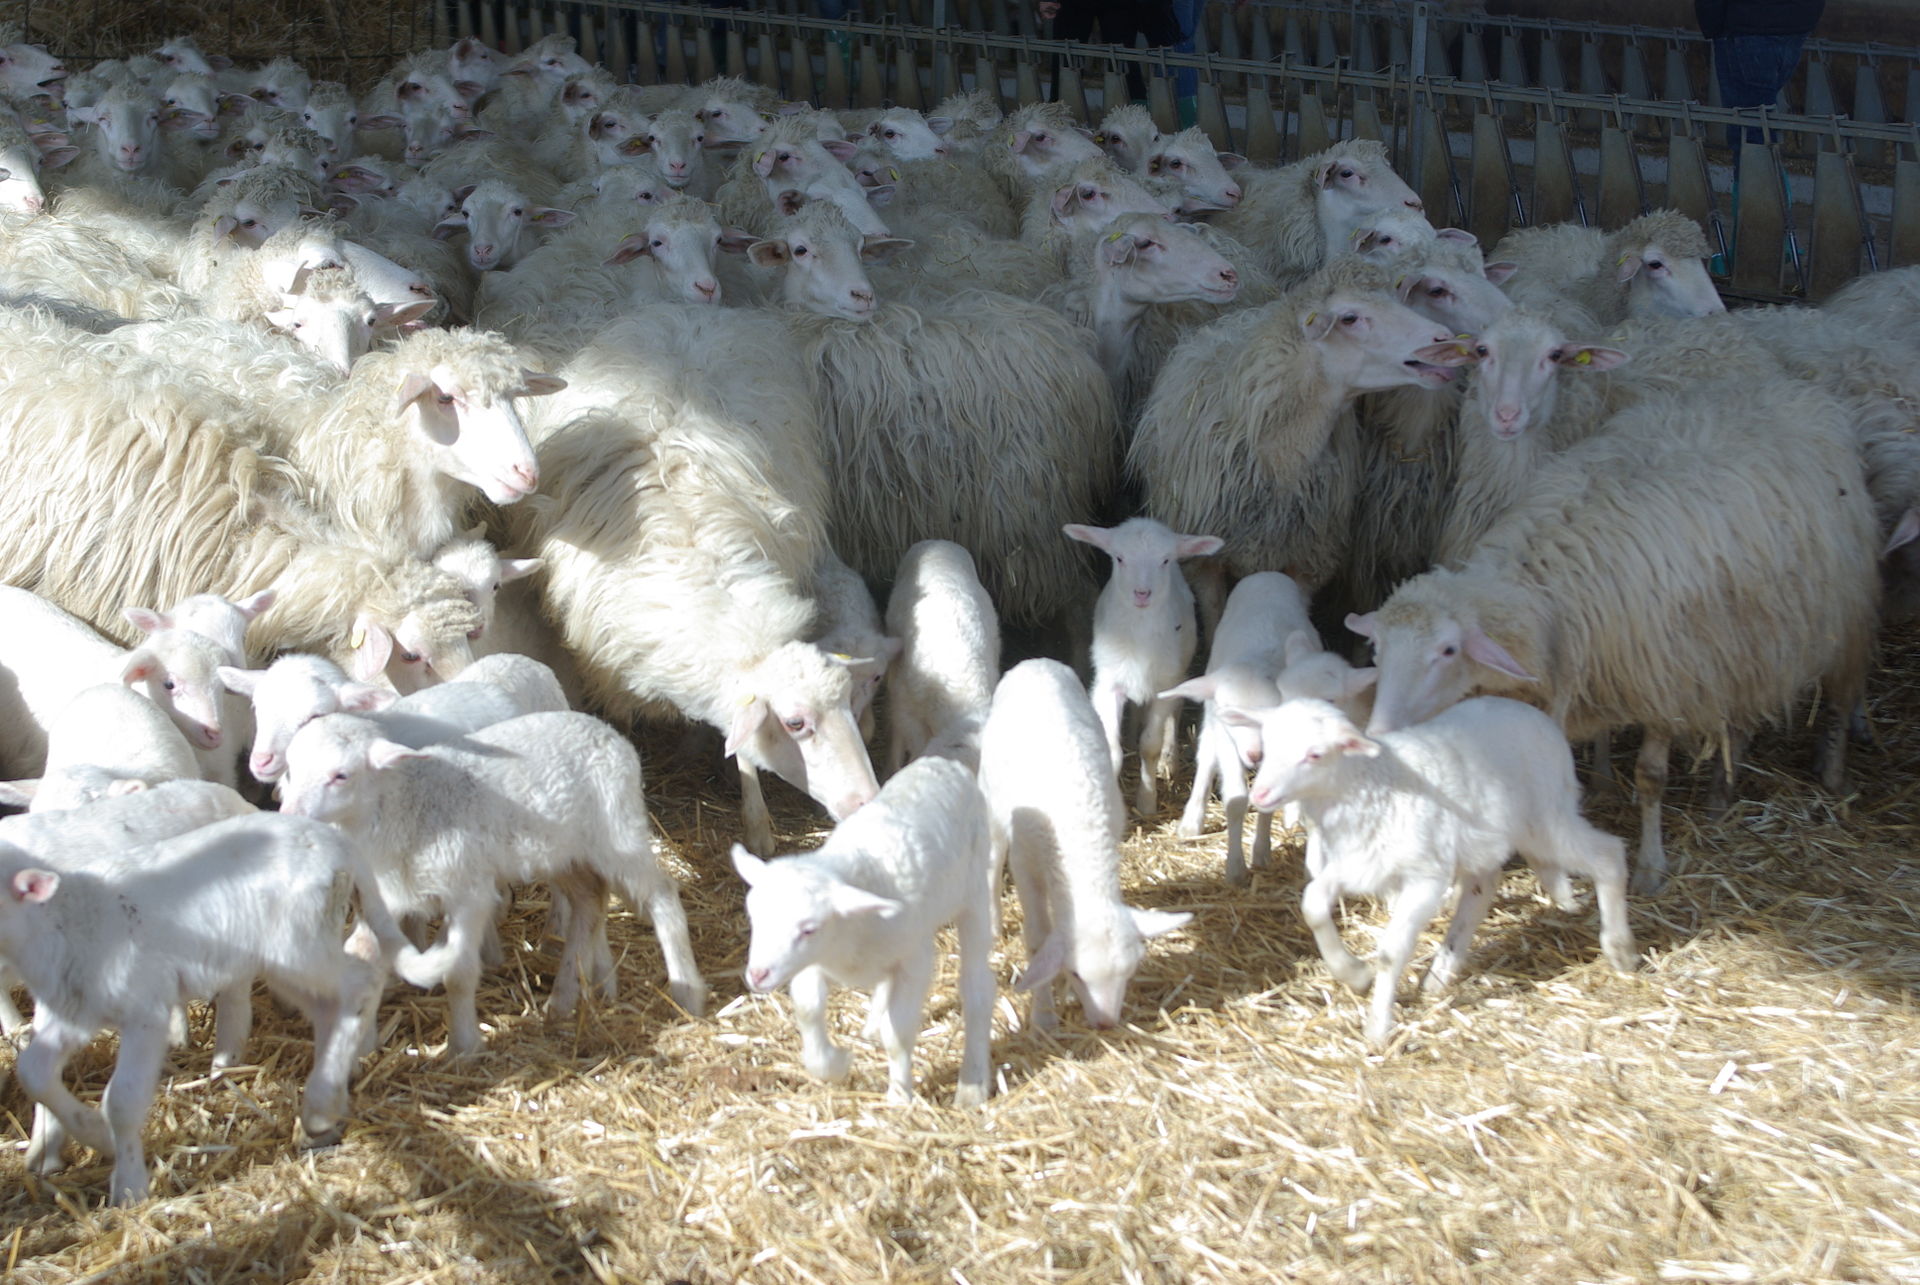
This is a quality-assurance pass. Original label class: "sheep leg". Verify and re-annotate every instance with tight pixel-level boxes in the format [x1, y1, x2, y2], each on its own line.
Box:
[1251, 808, 1274, 873]
[1134, 695, 1177, 816]
[1814, 696, 1854, 794]
[1587, 730, 1616, 795]
[545, 879, 604, 1020]
[211, 981, 255, 1070]
[1300, 876, 1372, 994]
[1847, 698, 1873, 747]
[952, 903, 995, 1109]
[1010, 851, 1060, 1033]
[1095, 684, 1127, 780]
[1367, 879, 1449, 1051]
[1630, 732, 1671, 896]
[19, 1013, 108, 1174]
[100, 1017, 171, 1206]
[878, 947, 936, 1105]
[640, 880, 706, 1017]
[428, 899, 494, 1057]
[790, 966, 850, 1082]
[1188, 557, 1228, 640]
[1702, 727, 1749, 818]
[1218, 745, 1252, 885]
[0, 961, 25, 1036]
[738, 762, 776, 857]
[1420, 873, 1500, 996]
[1176, 723, 1216, 841]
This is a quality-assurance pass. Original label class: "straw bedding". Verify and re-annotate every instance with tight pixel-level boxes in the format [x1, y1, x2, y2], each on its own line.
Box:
[0, 619, 1916, 1283]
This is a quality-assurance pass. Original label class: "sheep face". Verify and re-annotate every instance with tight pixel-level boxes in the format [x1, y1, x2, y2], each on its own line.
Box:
[300, 92, 359, 158]
[606, 207, 754, 305]
[1143, 131, 1245, 212]
[867, 109, 951, 162]
[212, 193, 303, 249]
[449, 37, 503, 101]
[222, 659, 391, 783]
[638, 109, 707, 189]
[75, 88, 166, 174]
[0, 43, 66, 101]
[1016, 908, 1189, 1030]
[1066, 518, 1221, 613]
[1048, 166, 1168, 238]
[1348, 208, 1441, 261]
[1004, 118, 1101, 181]
[1394, 256, 1515, 336]
[392, 362, 561, 505]
[250, 60, 312, 112]
[505, 35, 590, 87]
[155, 37, 218, 78]
[160, 72, 222, 139]
[0, 142, 51, 215]
[1302, 289, 1459, 394]
[1099, 215, 1239, 307]
[725, 642, 879, 823]
[1347, 602, 1536, 736]
[749, 217, 908, 321]
[732, 848, 900, 993]
[431, 533, 540, 638]
[441, 179, 572, 271]
[1619, 242, 1725, 319]
[1314, 145, 1423, 250]
[278, 715, 394, 825]
[689, 92, 769, 147]
[1413, 312, 1629, 440]
[1094, 109, 1159, 174]
[120, 630, 232, 753]
[1226, 698, 1377, 813]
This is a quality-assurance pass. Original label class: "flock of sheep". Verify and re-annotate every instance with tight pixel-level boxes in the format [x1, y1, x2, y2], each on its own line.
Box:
[0, 23, 1914, 1210]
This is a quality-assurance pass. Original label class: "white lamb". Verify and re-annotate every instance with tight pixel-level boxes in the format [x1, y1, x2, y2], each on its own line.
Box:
[2, 811, 395, 1204]
[979, 659, 1192, 1031]
[883, 540, 1000, 774]
[732, 754, 996, 1107]
[0, 684, 200, 812]
[280, 710, 705, 1055]
[808, 551, 898, 742]
[1065, 518, 1224, 816]
[1157, 571, 1315, 886]
[1227, 697, 1637, 1049]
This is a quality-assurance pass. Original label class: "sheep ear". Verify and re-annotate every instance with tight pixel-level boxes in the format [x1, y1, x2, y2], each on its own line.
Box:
[1217, 706, 1262, 730]
[1217, 151, 1248, 170]
[122, 606, 170, 634]
[346, 616, 394, 681]
[106, 778, 149, 798]
[1130, 907, 1191, 940]
[218, 665, 262, 697]
[747, 238, 791, 268]
[367, 739, 431, 771]
[1174, 533, 1224, 559]
[1555, 345, 1630, 372]
[1301, 308, 1337, 341]
[38, 145, 78, 169]
[431, 215, 466, 241]
[1435, 227, 1478, 247]
[1462, 626, 1536, 682]
[927, 116, 953, 135]
[731, 844, 768, 885]
[236, 590, 276, 619]
[1351, 229, 1384, 254]
[1007, 129, 1033, 155]
[605, 232, 651, 265]
[1344, 667, 1379, 697]
[1614, 252, 1645, 283]
[820, 138, 857, 162]
[859, 235, 912, 263]
[1414, 338, 1479, 367]
[1313, 156, 1339, 188]
[1345, 611, 1378, 640]
[501, 558, 542, 582]
[824, 882, 900, 918]
[338, 681, 397, 713]
[529, 206, 574, 227]
[1157, 676, 1218, 704]
[520, 371, 566, 397]
[718, 227, 757, 255]
[1101, 231, 1140, 268]
[390, 371, 435, 417]
[863, 182, 896, 210]
[1015, 932, 1068, 990]
[358, 114, 402, 132]
[772, 188, 805, 216]
[121, 648, 162, 685]
[1048, 183, 1078, 221]
[0, 780, 39, 808]
[723, 695, 768, 757]
[1283, 630, 1320, 667]
[374, 300, 436, 329]
[1333, 733, 1380, 759]
[1884, 507, 1920, 557]
[264, 306, 299, 331]
[9, 868, 58, 904]
[1061, 523, 1112, 553]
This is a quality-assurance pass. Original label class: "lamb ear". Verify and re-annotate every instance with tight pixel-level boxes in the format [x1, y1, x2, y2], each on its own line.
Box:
[374, 300, 435, 329]
[1334, 733, 1380, 759]
[529, 206, 574, 227]
[731, 844, 768, 886]
[121, 648, 163, 685]
[605, 232, 651, 265]
[1314, 156, 1340, 188]
[501, 557, 543, 581]
[1130, 907, 1192, 939]
[825, 882, 901, 918]
[747, 238, 791, 268]
[773, 188, 805, 216]
[1157, 676, 1219, 704]
[367, 739, 431, 771]
[0, 780, 38, 807]
[1014, 932, 1068, 990]
[122, 606, 170, 634]
[1301, 308, 1337, 341]
[389, 371, 435, 417]
[1217, 706, 1263, 730]
[1061, 522, 1113, 553]
[1614, 251, 1645, 283]
[820, 138, 857, 162]
[1174, 533, 1224, 559]
[264, 306, 299, 331]
[723, 695, 768, 757]
[217, 665, 262, 697]
[338, 681, 397, 713]
[9, 868, 58, 904]
[1345, 611, 1378, 640]
[1101, 230, 1140, 268]
[863, 182, 896, 210]
[1462, 626, 1536, 682]
[1483, 260, 1518, 285]
[520, 371, 566, 396]
[1217, 151, 1248, 170]
[38, 145, 77, 169]
[1884, 508, 1920, 557]
[346, 615, 394, 681]
[1283, 629, 1320, 668]
[717, 227, 757, 255]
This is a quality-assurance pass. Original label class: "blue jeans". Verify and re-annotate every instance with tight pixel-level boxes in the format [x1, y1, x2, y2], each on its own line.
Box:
[1169, 0, 1198, 100]
[1713, 33, 1806, 144]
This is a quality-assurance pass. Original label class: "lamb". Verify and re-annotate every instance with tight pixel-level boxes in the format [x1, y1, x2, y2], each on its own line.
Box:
[1157, 572, 1314, 885]
[732, 754, 996, 1107]
[1066, 519, 1223, 817]
[1493, 209, 1724, 325]
[979, 659, 1192, 1031]
[1206, 138, 1424, 285]
[1227, 696, 1636, 1049]
[883, 540, 1000, 774]
[515, 306, 877, 855]
[2, 811, 394, 1204]
[1128, 258, 1457, 614]
[0, 684, 201, 813]
[766, 205, 1119, 628]
[1349, 376, 1880, 893]
[279, 709, 704, 1055]
[430, 529, 543, 643]
[809, 551, 898, 742]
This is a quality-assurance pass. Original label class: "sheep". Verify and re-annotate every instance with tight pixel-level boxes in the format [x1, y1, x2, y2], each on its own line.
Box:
[296, 80, 361, 158]
[1227, 696, 1636, 1049]
[2, 811, 394, 1204]
[927, 88, 1001, 153]
[1140, 126, 1247, 215]
[1206, 138, 1424, 285]
[809, 551, 897, 743]
[985, 101, 1103, 201]
[0, 684, 201, 813]
[474, 34, 593, 137]
[1015, 156, 1173, 268]
[883, 540, 1000, 774]
[731, 754, 996, 1107]
[0, 309, 483, 686]
[1066, 519, 1223, 817]
[715, 115, 889, 238]
[1094, 103, 1162, 174]
[280, 709, 704, 1055]
[0, 103, 73, 214]
[979, 659, 1192, 1031]
[766, 205, 1119, 629]
[859, 149, 1019, 244]
[1158, 572, 1314, 885]
[1348, 375, 1880, 894]
[1493, 209, 1724, 326]
[430, 529, 543, 644]
[0, 36, 66, 101]
[676, 74, 780, 147]
[0, 209, 194, 319]
[1128, 257, 1458, 616]
[514, 306, 877, 855]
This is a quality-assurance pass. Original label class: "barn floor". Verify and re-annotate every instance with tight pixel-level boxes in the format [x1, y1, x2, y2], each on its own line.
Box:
[3, 630, 1919, 1284]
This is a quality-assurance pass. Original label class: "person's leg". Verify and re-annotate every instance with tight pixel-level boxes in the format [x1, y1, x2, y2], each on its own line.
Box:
[1169, 0, 1199, 118]
[1713, 33, 1807, 144]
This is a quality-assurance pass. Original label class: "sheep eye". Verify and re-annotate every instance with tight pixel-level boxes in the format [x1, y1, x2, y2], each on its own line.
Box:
[1427, 285, 1447, 298]
[1340, 313, 1360, 325]
[1170, 157, 1185, 169]
[1474, 344, 1489, 358]
[1548, 348, 1566, 363]
[434, 392, 455, 406]
[1339, 168, 1355, 178]
[782, 715, 807, 733]
[792, 244, 808, 257]
[510, 206, 524, 216]
[329, 771, 349, 784]
[1441, 645, 1458, 657]
[650, 238, 663, 249]
[1079, 186, 1096, 199]
[399, 649, 422, 663]
[162, 679, 176, 691]
[291, 320, 304, 330]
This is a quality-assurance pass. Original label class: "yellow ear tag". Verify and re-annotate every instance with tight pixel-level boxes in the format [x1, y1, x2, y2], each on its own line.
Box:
[1455, 333, 1470, 340]
[1105, 229, 1126, 242]
[1575, 350, 1593, 365]
[754, 150, 766, 164]
[1615, 254, 1627, 265]
[1455, 343, 1473, 357]
[888, 167, 899, 180]
[738, 692, 756, 708]
[1305, 311, 1318, 325]
[829, 652, 853, 662]
[349, 626, 365, 649]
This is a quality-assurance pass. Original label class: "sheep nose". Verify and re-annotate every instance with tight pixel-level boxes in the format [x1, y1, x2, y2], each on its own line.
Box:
[1494, 404, 1522, 427]
[1222, 185, 1242, 205]
[201, 728, 222, 749]
[849, 289, 874, 307]
[21, 194, 42, 213]
[1217, 268, 1238, 288]
[467, 627, 484, 640]
[472, 243, 494, 257]
[1132, 589, 1152, 608]
[251, 755, 277, 778]
[746, 967, 772, 990]
[1405, 196, 1425, 211]
[693, 279, 718, 301]
[1245, 746, 1263, 765]
[510, 461, 538, 490]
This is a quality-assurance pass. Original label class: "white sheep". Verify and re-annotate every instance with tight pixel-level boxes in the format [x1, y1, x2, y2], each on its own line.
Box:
[1157, 571, 1314, 885]
[0, 683, 201, 812]
[429, 530, 542, 646]
[1227, 697, 1636, 1049]
[280, 710, 704, 1055]
[732, 754, 997, 1107]
[1066, 518, 1223, 817]
[1140, 126, 1246, 215]
[1493, 209, 1724, 326]
[1094, 103, 1162, 173]
[883, 540, 1000, 774]
[2, 811, 395, 1204]
[1206, 138, 1424, 284]
[808, 551, 897, 743]
[979, 659, 1192, 1031]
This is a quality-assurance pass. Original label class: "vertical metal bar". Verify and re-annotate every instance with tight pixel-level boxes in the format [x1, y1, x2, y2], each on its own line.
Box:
[1808, 145, 1868, 299]
[1147, 66, 1177, 134]
[858, 40, 885, 107]
[1893, 154, 1920, 267]
[725, 27, 747, 80]
[1469, 109, 1516, 245]
[1532, 108, 1581, 227]
[1057, 63, 1088, 121]
[1597, 121, 1647, 228]
[756, 31, 782, 95]
[1197, 77, 1232, 151]
[788, 31, 815, 104]
[1664, 38, 1695, 104]
[1243, 77, 1282, 165]
[1857, 58, 1888, 167]
[1732, 141, 1788, 295]
[895, 44, 924, 109]
[1459, 24, 1488, 85]
[1298, 88, 1331, 155]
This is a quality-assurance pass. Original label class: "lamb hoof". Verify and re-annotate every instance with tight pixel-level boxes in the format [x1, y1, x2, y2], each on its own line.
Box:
[671, 981, 708, 1019]
[952, 1083, 988, 1110]
[1629, 863, 1667, 897]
